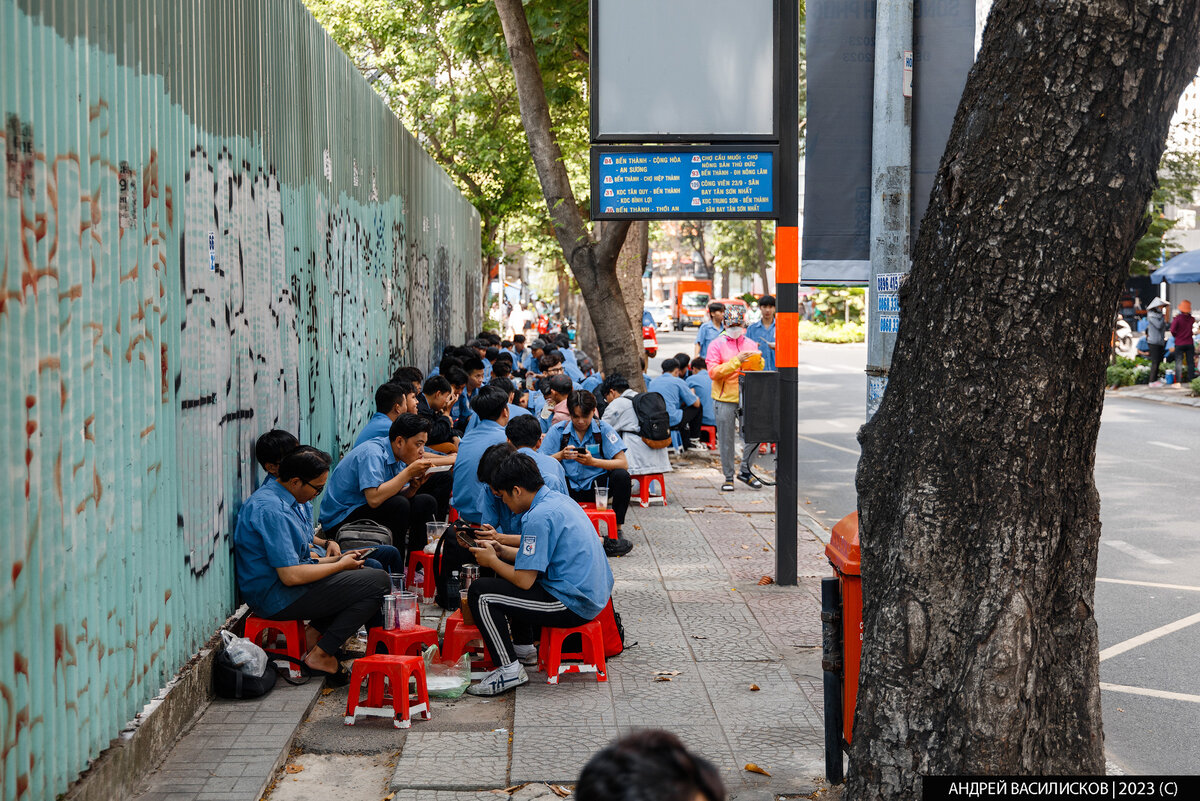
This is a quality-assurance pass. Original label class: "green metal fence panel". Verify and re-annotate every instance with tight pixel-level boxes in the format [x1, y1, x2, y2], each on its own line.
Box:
[0, 1, 482, 797]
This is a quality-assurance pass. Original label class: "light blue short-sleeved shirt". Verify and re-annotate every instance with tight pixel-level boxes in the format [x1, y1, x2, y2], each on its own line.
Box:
[515, 487, 613, 620]
[479, 446, 566, 534]
[695, 321, 721, 359]
[318, 437, 402, 528]
[451, 420, 508, 523]
[686, 372, 716, 426]
[581, 373, 603, 394]
[539, 419, 626, 492]
[518, 446, 568, 495]
[647, 374, 699, 427]
[354, 412, 393, 448]
[745, 319, 776, 371]
[233, 480, 317, 616]
[464, 403, 531, 435]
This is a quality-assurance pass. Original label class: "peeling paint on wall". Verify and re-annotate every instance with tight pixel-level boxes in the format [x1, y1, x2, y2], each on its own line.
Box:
[0, 1, 481, 798]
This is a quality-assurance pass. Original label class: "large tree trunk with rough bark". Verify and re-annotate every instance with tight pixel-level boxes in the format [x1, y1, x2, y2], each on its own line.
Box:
[848, 3, 1200, 798]
[615, 221, 648, 389]
[494, 0, 643, 384]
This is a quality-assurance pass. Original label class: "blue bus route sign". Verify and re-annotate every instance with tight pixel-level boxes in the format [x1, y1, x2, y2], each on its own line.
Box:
[590, 146, 777, 220]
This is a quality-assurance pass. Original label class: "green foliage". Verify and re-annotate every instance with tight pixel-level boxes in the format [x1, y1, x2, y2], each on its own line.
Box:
[1106, 365, 1135, 387]
[1130, 119, 1200, 275]
[1190, 377, 1200, 395]
[713, 220, 776, 284]
[798, 321, 865, 343]
[810, 287, 866, 325]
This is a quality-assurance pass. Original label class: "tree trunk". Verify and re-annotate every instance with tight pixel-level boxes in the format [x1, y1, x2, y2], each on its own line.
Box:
[615, 221, 648, 389]
[755, 220, 771, 294]
[493, 0, 643, 384]
[848, 3, 1200, 798]
[719, 260, 730, 299]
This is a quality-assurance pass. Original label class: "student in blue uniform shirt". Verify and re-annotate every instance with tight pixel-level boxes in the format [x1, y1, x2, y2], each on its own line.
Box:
[464, 376, 533, 434]
[648, 357, 702, 450]
[354, 382, 418, 448]
[319, 415, 438, 555]
[693, 301, 726, 359]
[254, 430, 337, 559]
[686, 357, 717, 428]
[233, 446, 391, 685]
[474, 437, 567, 539]
[507, 415, 568, 494]
[539, 390, 632, 535]
[464, 453, 614, 696]
[744, 294, 777, 372]
[450, 386, 511, 523]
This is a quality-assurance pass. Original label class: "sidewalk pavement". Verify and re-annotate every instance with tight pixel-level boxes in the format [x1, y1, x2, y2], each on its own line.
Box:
[1107, 383, 1200, 408]
[135, 454, 839, 801]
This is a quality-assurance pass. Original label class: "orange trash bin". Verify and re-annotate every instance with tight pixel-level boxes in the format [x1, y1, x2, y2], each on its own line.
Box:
[825, 512, 861, 745]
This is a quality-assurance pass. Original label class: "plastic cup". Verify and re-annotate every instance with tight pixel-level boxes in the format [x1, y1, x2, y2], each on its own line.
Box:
[594, 485, 609, 511]
[426, 521, 447, 545]
[395, 591, 418, 631]
[388, 573, 405, 594]
[460, 591, 475, 627]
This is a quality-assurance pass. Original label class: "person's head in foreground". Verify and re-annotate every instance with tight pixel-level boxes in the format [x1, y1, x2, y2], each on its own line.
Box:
[575, 730, 726, 801]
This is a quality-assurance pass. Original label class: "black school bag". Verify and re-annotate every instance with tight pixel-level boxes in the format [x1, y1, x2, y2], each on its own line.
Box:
[631, 392, 671, 448]
[432, 529, 474, 609]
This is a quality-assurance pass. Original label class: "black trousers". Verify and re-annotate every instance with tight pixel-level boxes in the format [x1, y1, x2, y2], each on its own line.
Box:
[329, 493, 438, 554]
[1176, 344, 1196, 382]
[674, 404, 702, 447]
[467, 578, 588, 667]
[1148, 343, 1165, 382]
[420, 470, 453, 520]
[567, 467, 632, 525]
[268, 568, 389, 655]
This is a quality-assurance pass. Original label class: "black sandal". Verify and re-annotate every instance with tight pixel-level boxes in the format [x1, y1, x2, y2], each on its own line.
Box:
[304, 664, 350, 688]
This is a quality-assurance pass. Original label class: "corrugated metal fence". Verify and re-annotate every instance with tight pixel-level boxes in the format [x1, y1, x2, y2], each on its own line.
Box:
[0, 1, 482, 797]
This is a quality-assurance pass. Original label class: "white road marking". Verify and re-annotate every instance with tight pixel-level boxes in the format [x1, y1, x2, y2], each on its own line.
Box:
[797, 435, 860, 456]
[1101, 539, 1172, 565]
[1099, 610, 1200, 662]
[803, 364, 835, 373]
[1147, 440, 1189, 451]
[1100, 682, 1200, 705]
[1098, 577, 1200, 593]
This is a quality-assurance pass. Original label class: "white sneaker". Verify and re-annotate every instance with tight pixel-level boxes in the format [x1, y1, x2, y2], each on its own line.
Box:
[514, 644, 539, 666]
[466, 663, 529, 696]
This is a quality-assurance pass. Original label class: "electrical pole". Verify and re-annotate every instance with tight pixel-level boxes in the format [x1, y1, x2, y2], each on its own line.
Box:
[865, 1, 913, 420]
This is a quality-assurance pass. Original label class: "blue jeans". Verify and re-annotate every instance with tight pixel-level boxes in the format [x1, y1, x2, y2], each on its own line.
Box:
[363, 544, 406, 577]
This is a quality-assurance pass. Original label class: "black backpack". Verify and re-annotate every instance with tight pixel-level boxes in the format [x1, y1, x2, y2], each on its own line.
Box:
[630, 392, 671, 448]
[432, 529, 474, 609]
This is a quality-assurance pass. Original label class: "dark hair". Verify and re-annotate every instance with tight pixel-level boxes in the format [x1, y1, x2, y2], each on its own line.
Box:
[484, 346, 500, 362]
[500, 339, 513, 349]
[438, 355, 464, 375]
[548, 374, 573, 397]
[493, 361, 513, 379]
[423, 374, 452, 395]
[463, 356, 485, 374]
[391, 365, 424, 388]
[477, 441, 517, 484]
[758, 294, 776, 307]
[445, 366, 469, 389]
[277, 446, 332, 483]
[660, 358, 678, 374]
[489, 376, 516, 395]
[484, 332, 501, 346]
[375, 381, 413, 413]
[506, 414, 543, 448]
[513, 334, 526, 345]
[575, 730, 726, 801]
[489, 453, 544, 494]
[255, 429, 299, 468]
[467, 338, 489, 352]
[539, 352, 563, 371]
[690, 357, 706, 372]
[567, 389, 597, 417]
[673, 352, 691, 369]
[471, 385, 510, 421]
[707, 301, 725, 313]
[388, 413, 431, 441]
[600, 373, 630, 396]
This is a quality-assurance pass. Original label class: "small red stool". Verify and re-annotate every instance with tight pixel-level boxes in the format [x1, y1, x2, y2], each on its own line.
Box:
[405, 550, 437, 600]
[699, 425, 717, 448]
[367, 625, 438, 657]
[538, 618, 607, 684]
[441, 614, 496, 675]
[631, 473, 667, 507]
[577, 502, 618, 540]
[244, 616, 305, 678]
[344, 654, 431, 729]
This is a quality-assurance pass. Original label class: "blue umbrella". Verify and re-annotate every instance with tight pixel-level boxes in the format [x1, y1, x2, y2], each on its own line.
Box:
[1151, 250, 1200, 284]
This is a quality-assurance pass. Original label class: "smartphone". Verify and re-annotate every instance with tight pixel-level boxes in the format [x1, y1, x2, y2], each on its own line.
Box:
[575, 446, 588, 454]
[456, 530, 480, 550]
[356, 547, 378, 560]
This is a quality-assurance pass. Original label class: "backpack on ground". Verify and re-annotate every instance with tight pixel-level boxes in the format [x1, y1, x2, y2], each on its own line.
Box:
[631, 392, 671, 448]
[334, 519, 393, 551]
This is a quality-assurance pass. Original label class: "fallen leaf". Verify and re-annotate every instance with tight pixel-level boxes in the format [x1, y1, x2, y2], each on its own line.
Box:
[382, 794, 395, 801]
[653, 670, 682, 676]
[654, 676, 673, 682]
[691, 635, 708, 640]
[285, 764, 304, 774]
[741, 544, 750, 550]
[805, 500, 812, 504]
[749, 684, 760, 691]
[744, 763, 772, 777]
[633, 525, 641, 530]
[1117, 707, 1125, 713]
[550, 785, 571, 798]
[762, 547, 770, 552]
[758, 575, 775, 585]
[321, 687, 334, 696]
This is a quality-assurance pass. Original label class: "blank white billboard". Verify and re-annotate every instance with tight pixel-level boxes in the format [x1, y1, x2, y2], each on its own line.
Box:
[593, 0, 776, 139]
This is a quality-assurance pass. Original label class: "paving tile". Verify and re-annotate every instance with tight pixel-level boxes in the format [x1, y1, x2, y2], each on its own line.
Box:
[510, 725, 619, 784]
[390, 731, 509, 790]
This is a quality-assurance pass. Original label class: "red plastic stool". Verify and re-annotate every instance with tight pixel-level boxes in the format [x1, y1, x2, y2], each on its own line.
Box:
[631, 473, 667, 507]
[405, 550, 437, 600]
[441, 614, 496, 675]
[577, 502, 618, 539]
[243, 616, 305, 678]
[699, 425, 717, 448]
[448, 507, 460, 523]
[344, 654, 431, 729]
[538, 618, 607, 684]
[366, 625, 438, 657]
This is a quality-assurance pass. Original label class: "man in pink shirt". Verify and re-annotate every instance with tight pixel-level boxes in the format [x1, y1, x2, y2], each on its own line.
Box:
[1170, 299, 1196, 381]
[705, 305, 765, 491]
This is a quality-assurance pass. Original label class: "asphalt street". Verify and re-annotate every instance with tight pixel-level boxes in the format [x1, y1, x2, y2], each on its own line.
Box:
[648, 329, 1199, 775]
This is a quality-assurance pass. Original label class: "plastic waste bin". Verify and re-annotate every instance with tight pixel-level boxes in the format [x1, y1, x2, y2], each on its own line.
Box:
[825, 512, 861, 745]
